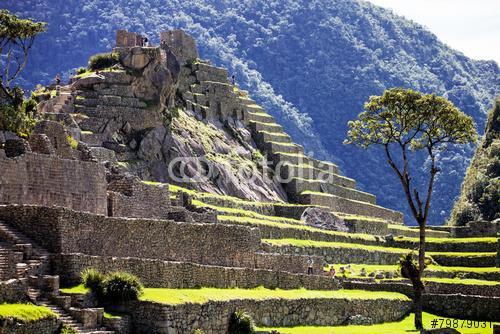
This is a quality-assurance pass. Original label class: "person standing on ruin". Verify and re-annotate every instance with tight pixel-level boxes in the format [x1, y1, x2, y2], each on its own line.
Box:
[231, 74, 236, 85]
[55, 73, 61, 86]
[307, 257, 314, 275]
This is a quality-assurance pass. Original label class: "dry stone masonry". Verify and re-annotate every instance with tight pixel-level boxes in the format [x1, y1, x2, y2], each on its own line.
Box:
[0, 29, 498, 334]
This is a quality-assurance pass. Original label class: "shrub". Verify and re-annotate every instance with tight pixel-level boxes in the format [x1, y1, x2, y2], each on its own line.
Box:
[88, 52, 119, 71]
[228, 310, 255, 334]
[102, 272, 143, 303]
[66, 135, 78, 150]
[76, 67, 87, 75]
[0, 98, 36, 137]
[82, 268, 105, 291]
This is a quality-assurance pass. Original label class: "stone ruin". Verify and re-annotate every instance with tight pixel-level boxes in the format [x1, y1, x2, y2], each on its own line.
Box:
[0, 29, 498, 334]
[115, 29, 145, 48]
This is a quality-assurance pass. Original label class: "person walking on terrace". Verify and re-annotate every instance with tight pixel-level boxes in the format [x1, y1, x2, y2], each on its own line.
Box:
[307, 257, 314, 275]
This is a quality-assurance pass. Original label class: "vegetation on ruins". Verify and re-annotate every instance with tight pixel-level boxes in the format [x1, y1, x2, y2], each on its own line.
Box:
[228, 310, 256, 334]
[449, 98, 500, 226]
[59, 325, 78, 334]
[0, 303, 56, 323]
[81, 269, 143, 304]
[87, 52, 120, 71]
[345, 88, 478, 329]
[0, 10, 45, 137]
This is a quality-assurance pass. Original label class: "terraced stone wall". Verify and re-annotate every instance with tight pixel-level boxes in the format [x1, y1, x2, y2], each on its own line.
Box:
[53, 253, 338, 290]
[0, 318, 59, 334]
[0, 153, 107, 215]
[0, 278, 28, 303]
[424, 294, 500, 321]
[107, 177, 171, 219]
[128, 298, 412, 333]
[0, 206, 260, 268]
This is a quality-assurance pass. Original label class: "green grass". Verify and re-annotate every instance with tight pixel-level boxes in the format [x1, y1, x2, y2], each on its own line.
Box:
[258, 312, 498, 334]
[0, 304, 57, 322]
[139, 287, 409, 305]
[327, 263, 500, 275]
[395, 235, 497, 245]
[427, 251, 496, 258]
[104, 311, 122, 319]
[424, 277, 500, 286]
[264, 238, 407, 254]
[60, 285, 90, 294]
[201, 204, 303, 225]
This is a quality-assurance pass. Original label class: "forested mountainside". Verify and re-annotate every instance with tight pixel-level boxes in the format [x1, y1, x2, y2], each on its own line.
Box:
[450, 99, 500, 226]
[5, 0, 499, 224]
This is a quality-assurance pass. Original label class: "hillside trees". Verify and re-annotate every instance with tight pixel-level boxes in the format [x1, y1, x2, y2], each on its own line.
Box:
[0, 9, 46, 136]
[345, 88, 477, 329]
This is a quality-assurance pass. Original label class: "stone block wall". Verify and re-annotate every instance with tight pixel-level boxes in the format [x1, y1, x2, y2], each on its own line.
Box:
[262, 243, 403, 265]
[52, 253, 339, 291]
[424, 294, 500, 321]
[160, 30, 199, 63]
[0, 153, 107, 215]
[0, 319, 59, 334]
[0, 278, 28, 303]
[127, 298, 411, 333]
[116, 29, 144, 47]
[107, 177, 171, 219]
[0, 206, 260, 267]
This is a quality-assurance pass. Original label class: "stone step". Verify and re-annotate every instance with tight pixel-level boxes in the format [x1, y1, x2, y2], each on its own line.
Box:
[190, 84, 203, 94]
[194, 63, 229, 83]
[278, 163, 355, 189]
[299, 192, 404, 224]
[74, 115, 107, 133]
[285, 178, 376, 204]
[253, 130, 292, 144]
[80, 132, 104, 147]
[262, 141, 304, 155]
[249, 120, 283, 133]
[244, 110, 274, 124]
[270, 152, 312, 167]
[239, 97, 256, 106]
[192, 93, 208, 106]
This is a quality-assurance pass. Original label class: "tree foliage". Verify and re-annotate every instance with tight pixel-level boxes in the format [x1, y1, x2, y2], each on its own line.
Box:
[0, 9, 46, 94]
[346, 88, 477, 224]
[345, 88, 477, 329]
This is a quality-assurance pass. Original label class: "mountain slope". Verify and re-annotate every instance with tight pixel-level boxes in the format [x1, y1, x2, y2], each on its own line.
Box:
[5, 0, 499, 224]
[449, 99, 500, 226]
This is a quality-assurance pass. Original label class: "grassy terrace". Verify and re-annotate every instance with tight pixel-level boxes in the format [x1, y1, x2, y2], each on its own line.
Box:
[60, 286, 409, 304]
[264, 238, 407, 254]
[140, 288, 409, 305]
[0, 303, 56, 322]
[327, 263, 500, 280]
[259, 312, 499, 334]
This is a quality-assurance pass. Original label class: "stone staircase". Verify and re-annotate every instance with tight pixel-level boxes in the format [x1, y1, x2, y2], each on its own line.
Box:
[180, 60, 404, 224]
[39, 299, 115, 334]
[0, 221, 50, 291]
[0, 221, 115, 333]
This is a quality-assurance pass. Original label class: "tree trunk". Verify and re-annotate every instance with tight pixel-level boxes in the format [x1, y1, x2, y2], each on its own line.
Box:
[414, 283, 424, 329]
[414, 219, 426, 330]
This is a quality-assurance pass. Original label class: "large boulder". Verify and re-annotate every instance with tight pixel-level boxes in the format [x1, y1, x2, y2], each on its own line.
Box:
[301, 207, 349, 232]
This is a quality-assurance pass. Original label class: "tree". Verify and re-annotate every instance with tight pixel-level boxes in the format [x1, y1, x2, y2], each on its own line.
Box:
[345, 88, 477, 329]
[0, 9, 46, 100]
